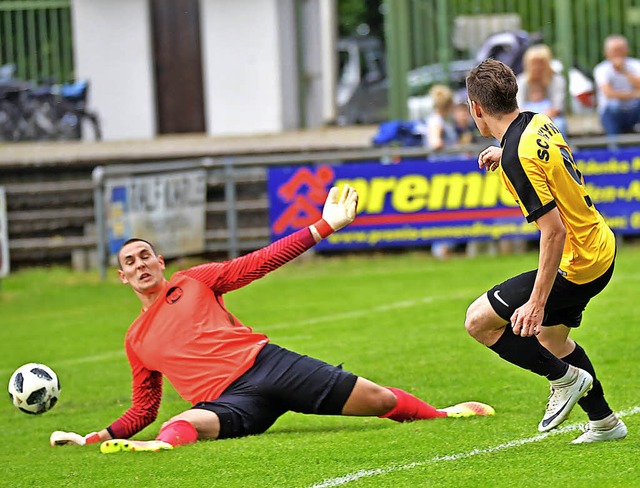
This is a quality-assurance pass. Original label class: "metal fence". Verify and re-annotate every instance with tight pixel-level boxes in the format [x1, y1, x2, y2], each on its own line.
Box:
[385, 0, 640, 118]
[3, 132, 640, 272]
[0, 0, 73, 83]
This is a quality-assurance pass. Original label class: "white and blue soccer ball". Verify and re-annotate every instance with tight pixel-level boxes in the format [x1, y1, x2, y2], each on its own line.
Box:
[8, 363, 61, 414]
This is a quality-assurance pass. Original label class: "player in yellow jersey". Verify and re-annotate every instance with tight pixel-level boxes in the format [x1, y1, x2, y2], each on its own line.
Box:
[463, 59, 626, 443]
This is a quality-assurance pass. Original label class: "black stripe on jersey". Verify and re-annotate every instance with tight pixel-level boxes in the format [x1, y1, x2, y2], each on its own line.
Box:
[526, 199, 557, 223]
[584, 195, 593, 207]
[501, 112, 551, 222]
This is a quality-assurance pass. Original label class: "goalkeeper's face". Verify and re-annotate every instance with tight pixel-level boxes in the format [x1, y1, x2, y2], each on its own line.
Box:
[118, 241, 166, 295]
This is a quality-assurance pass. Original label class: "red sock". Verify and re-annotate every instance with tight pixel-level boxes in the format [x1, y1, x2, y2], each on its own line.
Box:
[155, 419, 199, 447]
[379, 387, 447, 422]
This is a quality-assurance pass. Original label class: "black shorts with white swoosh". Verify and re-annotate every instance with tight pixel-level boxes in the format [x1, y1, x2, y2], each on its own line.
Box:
[486, 259, 614, 327]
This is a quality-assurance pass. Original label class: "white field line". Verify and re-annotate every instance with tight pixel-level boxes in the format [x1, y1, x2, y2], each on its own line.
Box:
[263, 290, 472, 332]
[0, 350, 126, 377]
[310, 406, 640, 488]
[1, 291, 470, 377]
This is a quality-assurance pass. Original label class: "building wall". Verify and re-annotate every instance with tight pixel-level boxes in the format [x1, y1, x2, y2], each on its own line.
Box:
[276, 0, 301, 131]
[200, 0, 295, 135]
[71, 0, 336, 140]
[320, 0, 337, 124]
[71, 0, 156, 140]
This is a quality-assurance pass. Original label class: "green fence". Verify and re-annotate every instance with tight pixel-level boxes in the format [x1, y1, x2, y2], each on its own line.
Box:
[0, 0, 73, 83]
[385, 0, 640, 118]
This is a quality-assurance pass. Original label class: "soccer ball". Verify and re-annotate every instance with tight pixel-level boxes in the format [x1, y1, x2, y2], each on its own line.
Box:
[8, 363, 61, 414]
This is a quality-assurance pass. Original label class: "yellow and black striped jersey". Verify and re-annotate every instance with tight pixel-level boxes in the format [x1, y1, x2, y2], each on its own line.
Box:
[499, 112, 615, 284]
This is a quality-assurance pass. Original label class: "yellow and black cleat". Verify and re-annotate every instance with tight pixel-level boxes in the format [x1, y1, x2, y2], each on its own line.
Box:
[100, 439, 173, 454]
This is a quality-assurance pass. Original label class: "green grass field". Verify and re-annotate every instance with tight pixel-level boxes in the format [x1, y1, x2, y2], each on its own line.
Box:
[1, 246, 639, 487]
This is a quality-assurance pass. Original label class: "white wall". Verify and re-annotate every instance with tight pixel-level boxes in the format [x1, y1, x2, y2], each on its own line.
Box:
[71, 0, 155, 140]
[320, 0, 337, 124]
[276, 0, 300, 131]
[200, 0, 288, 135]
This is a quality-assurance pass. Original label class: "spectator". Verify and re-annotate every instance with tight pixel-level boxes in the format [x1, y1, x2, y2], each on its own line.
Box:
[516, 44, 567, 135]
[424, 84, 458, 151]
[423, 85, 463, 259]
[593, 34, 640, 135]
[521, 81, 554, 115]
[452, 100, 479, 145]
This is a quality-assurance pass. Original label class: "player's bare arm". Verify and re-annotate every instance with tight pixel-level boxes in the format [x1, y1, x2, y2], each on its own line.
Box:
[478, 146, 502, 172]
[511, 207, 566, 337]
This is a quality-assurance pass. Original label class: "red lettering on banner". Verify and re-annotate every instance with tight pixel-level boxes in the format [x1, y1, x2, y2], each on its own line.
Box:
[278, 166, 334, 203]
[273, 166, 335, 234]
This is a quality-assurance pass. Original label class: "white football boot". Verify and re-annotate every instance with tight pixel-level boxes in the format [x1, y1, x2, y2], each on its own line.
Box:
[572, 415, 628, 444]
[538, 365, 593, 432]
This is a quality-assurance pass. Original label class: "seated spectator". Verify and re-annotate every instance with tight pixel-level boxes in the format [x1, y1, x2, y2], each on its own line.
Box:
[424, 84, 458, 151]
[452, 100, 479, 145]
[521, 81, 554, 115]
[423, 85, 461, 259]
[516, 44, 567, 134]
[594, 34, 640, 135]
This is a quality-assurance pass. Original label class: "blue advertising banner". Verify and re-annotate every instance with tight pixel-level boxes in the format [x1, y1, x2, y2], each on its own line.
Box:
[268, 147, 640, 250]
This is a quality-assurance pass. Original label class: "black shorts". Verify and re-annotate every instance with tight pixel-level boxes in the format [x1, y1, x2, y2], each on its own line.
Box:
[191, 343, 358, 439]
[486, 259, 615, 328]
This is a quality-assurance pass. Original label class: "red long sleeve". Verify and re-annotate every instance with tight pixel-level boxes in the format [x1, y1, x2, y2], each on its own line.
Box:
[108, 344, 163, 439]
[181, 227, 316, 293]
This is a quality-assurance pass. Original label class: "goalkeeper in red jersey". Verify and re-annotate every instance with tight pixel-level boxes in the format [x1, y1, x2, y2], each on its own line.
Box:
[51, 185, 493, 453]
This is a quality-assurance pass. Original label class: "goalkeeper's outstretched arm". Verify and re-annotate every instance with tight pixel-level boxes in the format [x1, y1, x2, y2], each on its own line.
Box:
[181, 184, 359, 294]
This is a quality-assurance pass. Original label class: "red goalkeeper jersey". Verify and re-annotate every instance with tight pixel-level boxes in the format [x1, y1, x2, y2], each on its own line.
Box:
[107, 228, 317, 439]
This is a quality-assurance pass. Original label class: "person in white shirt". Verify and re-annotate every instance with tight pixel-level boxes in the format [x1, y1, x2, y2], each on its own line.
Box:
[593, 34, 640, 135]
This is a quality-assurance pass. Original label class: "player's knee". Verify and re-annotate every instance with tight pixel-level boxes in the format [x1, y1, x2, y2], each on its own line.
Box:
[161, 410, 220, 440]
[366, 383, 397, 412]
[161, 414, 190, 430]
[161, 412, 200, 432]
[364, 386, 397, 415]
[378, 387, 398, 413]
[464, 301, 484, 338]
[343, 378, 397, 416]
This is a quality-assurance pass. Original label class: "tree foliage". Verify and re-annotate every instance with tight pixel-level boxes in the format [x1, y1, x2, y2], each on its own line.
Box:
[338, 0, 384, 38]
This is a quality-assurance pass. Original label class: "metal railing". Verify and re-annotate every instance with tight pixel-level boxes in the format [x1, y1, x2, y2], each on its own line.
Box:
[91, 132, 640, 277]
[4, 132, 640, 271]
[0, 0, 73, 83]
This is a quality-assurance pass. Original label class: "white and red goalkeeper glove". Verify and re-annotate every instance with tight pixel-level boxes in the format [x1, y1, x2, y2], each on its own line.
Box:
[313, 184, 359, 239]
[50, 430, 101, 446]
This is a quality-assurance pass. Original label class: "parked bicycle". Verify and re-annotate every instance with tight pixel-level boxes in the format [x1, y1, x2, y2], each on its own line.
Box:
[0, 64, 101, 142]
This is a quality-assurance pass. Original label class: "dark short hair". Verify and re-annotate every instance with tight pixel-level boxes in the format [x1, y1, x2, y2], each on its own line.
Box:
[466, 58, 518, 116]
[117, 238, 157, 269]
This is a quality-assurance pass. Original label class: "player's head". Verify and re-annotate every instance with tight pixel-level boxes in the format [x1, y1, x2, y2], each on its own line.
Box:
[466, 58, 518, 136]
[117, 238, 166, 295]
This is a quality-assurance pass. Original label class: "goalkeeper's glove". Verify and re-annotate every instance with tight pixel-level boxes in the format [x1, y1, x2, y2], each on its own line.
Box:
[313, 184, 359, 239]
[50, 430, 101, 446]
